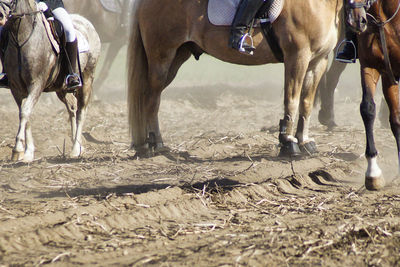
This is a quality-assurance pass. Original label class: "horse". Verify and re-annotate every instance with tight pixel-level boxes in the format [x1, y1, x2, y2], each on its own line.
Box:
[317, 39, 390, 130]
[127, 0, 366, 157]
[346, 0, 400, 190]
[0, 0, 101, 162]
[63, 0, 129, 89]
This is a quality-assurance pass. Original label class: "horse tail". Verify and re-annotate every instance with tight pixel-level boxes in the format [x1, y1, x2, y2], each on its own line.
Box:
[127, 0, 148, 149]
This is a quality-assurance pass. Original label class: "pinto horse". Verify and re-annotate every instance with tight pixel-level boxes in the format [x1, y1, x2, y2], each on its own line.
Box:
[0, 0, 101, 162]
[347, 0, 400, 190]
[127, 0, 364, 157]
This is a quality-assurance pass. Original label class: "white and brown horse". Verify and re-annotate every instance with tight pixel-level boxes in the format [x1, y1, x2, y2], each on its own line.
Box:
[127, 0, 363, 157]
[0, 0, 101, 162]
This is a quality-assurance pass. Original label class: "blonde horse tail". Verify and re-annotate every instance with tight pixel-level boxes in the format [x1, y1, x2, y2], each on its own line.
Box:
[127, 0, 148, 149]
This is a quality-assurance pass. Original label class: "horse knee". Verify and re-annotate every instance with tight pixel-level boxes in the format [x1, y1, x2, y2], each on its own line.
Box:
[360, 99, 376, 122]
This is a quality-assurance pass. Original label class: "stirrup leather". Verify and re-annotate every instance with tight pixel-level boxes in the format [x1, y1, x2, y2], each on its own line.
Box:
[335, 39, 357, 63]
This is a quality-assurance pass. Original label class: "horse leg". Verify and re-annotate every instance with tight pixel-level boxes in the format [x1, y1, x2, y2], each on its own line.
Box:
[296, 57, 329, 155]
[381, 76, 400, 183]
[57, 91, 78, 142]
[71, 76, 93, 157]
[318, 59, 346, 128]
[279, 54, 310, 157]
[11, 91, 40, 162]
[360, 67, 384, 190]
[144, 46, 192, 154]
[94, 42, 123, 90]
[378, 96, 390, 128]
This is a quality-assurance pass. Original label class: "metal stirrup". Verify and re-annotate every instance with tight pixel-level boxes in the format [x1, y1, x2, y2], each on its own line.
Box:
[335, 39, 357, 63]
[65, 73, 82, 88]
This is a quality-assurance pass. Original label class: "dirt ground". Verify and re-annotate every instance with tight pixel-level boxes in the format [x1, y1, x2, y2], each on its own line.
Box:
[0, 56, 400, 266]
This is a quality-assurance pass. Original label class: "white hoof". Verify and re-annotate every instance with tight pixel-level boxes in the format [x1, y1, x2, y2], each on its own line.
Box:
[70, 145, 84, 158]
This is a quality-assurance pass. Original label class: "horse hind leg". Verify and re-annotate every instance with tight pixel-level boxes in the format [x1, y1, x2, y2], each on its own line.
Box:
[279, 53, 310, 157]
[381, 76, 400, 187]
[296, 56, 329, 155]
[70, 75, 93, 157]
[139, 45, 192, 156]
[318, 59, 346, 129]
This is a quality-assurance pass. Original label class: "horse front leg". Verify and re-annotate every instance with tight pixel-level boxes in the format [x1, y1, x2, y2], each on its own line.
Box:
[296, 57, 329, 155]
[11, 91, 40, 162]
[279, 55, 309, 157]
[360, 67, 384, 190]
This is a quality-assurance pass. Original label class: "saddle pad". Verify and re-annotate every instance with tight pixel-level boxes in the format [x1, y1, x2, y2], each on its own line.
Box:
[208, 0, 284, 26]
[76, 31, 89, 54]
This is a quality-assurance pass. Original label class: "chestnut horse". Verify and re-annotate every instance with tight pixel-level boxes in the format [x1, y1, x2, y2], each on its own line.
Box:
[64, 0, 129, 89]
[347, 0, 400, 190]
[0, 0, 101, 162]
[127, 0, 362, 157]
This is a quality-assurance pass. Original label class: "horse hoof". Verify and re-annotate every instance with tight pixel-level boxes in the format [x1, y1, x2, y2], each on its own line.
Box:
[133, 145, 153, 158]
[279, 141, 301, 157]
[11, 151, 24, 162]
[318, 111, 337, 129]
[154, 145, 169, 154]
[70, 146, 84, 158]
[365, 176, 385, 191]
[300, 141, 318, 155]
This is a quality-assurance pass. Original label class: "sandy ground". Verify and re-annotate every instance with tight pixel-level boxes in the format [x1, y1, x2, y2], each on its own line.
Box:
[0, 55, 400, 266]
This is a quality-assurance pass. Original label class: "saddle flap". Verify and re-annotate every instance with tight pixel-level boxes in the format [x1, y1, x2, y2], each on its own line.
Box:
[40, 14, 89, 54]
[40, 13, 60, 54]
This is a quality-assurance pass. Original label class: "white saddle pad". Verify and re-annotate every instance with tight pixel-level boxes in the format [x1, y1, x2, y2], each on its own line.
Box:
[76, 31, 89, 54]
[208, 0, 284, 26]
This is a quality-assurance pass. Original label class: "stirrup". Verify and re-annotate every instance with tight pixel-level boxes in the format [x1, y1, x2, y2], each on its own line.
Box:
[335, 39, 357, 63]
[238, 33, 255, 55]
[65, 73, 82, 90]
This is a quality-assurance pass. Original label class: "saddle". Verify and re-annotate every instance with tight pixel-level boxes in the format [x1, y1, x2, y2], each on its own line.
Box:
[208, 0, 284, 62]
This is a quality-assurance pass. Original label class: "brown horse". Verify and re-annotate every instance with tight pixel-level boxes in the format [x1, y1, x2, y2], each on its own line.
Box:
[346, 0, 400, 190]
[64, 0, 129, 89]
[127, 0, 364, 157]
